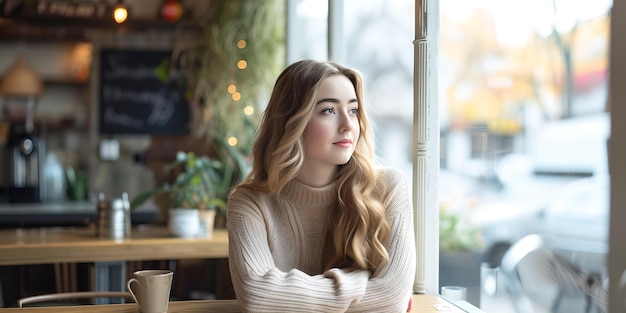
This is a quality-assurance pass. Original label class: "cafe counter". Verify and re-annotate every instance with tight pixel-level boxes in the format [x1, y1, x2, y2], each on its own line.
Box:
[0, 226, 228, 266]
[0, 225, 228, 300]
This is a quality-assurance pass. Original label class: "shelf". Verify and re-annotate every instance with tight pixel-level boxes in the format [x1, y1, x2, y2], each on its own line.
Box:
[0, 16, 182, 42]
[43, 78, 88, 86]
[0, 18, 90, 42]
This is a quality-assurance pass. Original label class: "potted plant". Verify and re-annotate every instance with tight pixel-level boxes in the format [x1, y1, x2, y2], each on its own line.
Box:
[439, 204, 482, 253]
[439, 200, 484, 304]
[131, 149, 237, 238]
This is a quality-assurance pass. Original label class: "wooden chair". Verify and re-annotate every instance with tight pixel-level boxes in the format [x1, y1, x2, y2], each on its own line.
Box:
[18, 291, 133, 307]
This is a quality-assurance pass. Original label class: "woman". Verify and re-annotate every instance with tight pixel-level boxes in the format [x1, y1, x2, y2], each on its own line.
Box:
[227, 59, 416, 312]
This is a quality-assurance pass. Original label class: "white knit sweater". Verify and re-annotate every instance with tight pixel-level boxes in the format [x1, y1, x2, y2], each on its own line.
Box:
[227, 167, 416, 312]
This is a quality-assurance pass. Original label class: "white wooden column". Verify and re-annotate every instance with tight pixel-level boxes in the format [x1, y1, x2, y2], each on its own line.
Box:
[413, 0, 439, 294]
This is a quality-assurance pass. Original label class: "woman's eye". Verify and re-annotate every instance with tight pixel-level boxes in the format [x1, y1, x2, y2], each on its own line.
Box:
[321, 108, 335, 115]
[350, 108, 359, 115]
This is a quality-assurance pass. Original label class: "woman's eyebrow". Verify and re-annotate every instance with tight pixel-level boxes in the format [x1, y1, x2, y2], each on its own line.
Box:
[315, 98, 358, 105]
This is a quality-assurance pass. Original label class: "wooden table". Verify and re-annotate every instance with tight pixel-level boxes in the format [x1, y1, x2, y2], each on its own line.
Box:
[0, 226, 228, 303]
[0, 294, 471, 312]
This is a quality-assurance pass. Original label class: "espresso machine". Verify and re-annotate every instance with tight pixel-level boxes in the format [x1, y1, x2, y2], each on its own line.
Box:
[0, 53, 45, 203]
[6, 120, 45, 202]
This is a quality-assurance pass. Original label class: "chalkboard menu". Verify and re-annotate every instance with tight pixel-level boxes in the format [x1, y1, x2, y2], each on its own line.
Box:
[99, 49, 190, 135]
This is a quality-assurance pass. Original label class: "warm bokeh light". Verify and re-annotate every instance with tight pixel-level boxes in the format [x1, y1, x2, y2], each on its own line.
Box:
[243, 105, 254, 115]
[227, 136, 238, 146]
[237, 40, 247, 49]
[228, 84, 237, 94]
[237, 60, 247, 69]
[69, 43, 92, 81]
[160, 0, 183, 22]
[231, 92, 241, 101]
[113, 6, 128, 24]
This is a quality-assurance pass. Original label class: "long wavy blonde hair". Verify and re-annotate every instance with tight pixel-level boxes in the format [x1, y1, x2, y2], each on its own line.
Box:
[235, 59, 390, 272]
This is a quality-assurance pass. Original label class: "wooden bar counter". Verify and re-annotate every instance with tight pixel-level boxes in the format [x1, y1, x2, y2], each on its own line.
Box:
[0, 226, 228, 266]
[0, 225, 229, 299]
[0, 294, 471, 312]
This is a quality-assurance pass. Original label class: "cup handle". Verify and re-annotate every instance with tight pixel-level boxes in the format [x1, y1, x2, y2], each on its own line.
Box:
[127, 278, 141, 311]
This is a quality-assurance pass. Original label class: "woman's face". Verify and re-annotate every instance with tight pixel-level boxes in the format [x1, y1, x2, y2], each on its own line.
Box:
[301, 74, 360, 176]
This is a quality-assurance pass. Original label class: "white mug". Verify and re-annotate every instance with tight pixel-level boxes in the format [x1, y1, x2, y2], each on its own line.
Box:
[441, 285, 467, 301]
[127, 269, 173, 313]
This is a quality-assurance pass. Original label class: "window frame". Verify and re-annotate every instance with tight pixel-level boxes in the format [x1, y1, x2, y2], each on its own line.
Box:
[608, 1, 626, 311]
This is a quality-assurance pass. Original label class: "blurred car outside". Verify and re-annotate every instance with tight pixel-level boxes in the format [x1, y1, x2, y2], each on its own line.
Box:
[474, 112, 609, 269]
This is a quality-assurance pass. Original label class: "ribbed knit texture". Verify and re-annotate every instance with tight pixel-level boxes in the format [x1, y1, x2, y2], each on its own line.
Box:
[227, 168, 416, 313]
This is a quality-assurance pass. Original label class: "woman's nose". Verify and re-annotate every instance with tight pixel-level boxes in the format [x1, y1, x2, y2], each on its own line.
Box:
[339, 112, 355, 132]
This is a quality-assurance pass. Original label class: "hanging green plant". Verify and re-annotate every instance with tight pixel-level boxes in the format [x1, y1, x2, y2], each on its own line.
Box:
[136, 1, 285, 218]
[172, 0, 286, 155]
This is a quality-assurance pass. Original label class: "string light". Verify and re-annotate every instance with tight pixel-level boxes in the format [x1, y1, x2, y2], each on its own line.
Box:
[233, 40, 251, 145]
[228, 137, 238, 146]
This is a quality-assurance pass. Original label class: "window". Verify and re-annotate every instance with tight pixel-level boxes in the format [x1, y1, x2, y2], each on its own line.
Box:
[289, 0, 612, 311]
[439, 0, 611, 311]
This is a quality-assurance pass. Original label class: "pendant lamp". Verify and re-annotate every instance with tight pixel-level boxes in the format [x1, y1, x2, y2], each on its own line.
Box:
[0, 53, 44, 97]
[0, 53, 43, 132]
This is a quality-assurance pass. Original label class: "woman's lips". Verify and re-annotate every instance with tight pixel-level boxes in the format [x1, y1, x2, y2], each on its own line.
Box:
[333, 139, 352, 148]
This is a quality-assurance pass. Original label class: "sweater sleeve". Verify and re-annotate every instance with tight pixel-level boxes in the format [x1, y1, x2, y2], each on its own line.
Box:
[346, 168, 417, 313]
[227, 189, 368, 313]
